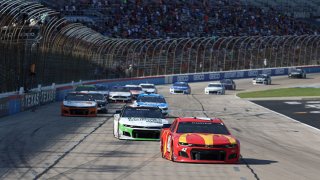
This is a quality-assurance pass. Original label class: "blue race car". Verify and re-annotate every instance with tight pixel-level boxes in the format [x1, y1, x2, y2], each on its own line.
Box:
[134, 94, 168, 115]
[169, 82, 191, 94]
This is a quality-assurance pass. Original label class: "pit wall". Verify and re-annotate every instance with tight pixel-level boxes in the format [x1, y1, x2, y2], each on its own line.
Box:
[1, 66, 320, 117]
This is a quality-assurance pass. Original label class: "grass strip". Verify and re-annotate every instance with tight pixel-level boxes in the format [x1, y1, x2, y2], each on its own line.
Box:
[237, 87, 320, 98]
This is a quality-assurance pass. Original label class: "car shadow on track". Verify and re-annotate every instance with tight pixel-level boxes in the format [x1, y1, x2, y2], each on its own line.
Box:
[240, 158, 277, 165]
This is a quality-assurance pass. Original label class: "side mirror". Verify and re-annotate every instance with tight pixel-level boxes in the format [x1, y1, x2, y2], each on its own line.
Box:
[115, 110, 121, 114]
[162, 124, 171, 129]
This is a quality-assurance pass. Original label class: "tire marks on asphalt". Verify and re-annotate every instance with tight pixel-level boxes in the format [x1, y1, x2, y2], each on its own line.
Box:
[34, 117, 111, 179]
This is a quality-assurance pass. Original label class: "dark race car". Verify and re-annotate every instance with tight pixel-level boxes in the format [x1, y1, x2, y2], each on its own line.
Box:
[288, 68, 306, 78]
[220, 79, 236, 90]
[161, 117, 240, 163]
[88, 93, 108, 113]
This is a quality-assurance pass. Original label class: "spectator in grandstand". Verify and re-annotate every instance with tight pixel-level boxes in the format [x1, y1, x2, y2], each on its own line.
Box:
[51, 0, 318, 38]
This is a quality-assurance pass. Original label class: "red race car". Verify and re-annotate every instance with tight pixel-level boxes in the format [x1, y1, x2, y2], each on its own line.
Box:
[160, 117, 240, 163]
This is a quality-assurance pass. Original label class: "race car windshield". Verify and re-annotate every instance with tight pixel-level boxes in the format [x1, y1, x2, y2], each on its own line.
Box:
[125, 86, 142, 91]
[220, 79, 232, 84]
[174, 84, 188, 87]
[176, 122, 230, 134]
[137, 96, 166, 103]
[256, 74, 267, 78]
[75, 86, 96, 91]
[208, 84, 222, 87]
[122, 108, 164, 118]
[65, 94, 93, 101]
[110, 87, 130, 92]
[89, 94, 105, 100]
[292, 69, 302, 72]
[140, 85, 154, 88]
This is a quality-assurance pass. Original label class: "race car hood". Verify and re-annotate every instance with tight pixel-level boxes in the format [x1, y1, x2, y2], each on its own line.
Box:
[171, 86, 189, 90]
[136, 102, 168, 108]
[130, 90, 144, 95]
[205, 87, 223, 91]
[142, 88, 156, 93]
[63, 100, 97, 107]
[290, 72, 301, 75]
[178, 133, 237, 145]
[254, 77, 266, 81]
[109, 91, 131, 96]
[119, 117, 168, 127]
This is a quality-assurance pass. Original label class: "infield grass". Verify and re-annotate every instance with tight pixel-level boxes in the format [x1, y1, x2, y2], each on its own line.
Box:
[237, 87, 320, 98]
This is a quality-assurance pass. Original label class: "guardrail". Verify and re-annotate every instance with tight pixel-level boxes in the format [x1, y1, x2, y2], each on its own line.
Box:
[1, 66, 320, 118]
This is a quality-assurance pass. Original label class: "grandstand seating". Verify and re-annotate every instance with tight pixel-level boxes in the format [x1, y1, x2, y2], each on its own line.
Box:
[37, 0, 319, 39]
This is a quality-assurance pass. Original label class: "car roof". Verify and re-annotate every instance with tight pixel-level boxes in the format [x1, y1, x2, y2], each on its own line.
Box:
[220, 79, 233, 81]
[208, 82, 222, 85]
[125, 84, 139, 87]
[139, 83, 154, 85]
[125, 106, 160, 110]
[138, 93, 163, 98]
[176, 117, 223, 123]
[174, 81, 188, 84]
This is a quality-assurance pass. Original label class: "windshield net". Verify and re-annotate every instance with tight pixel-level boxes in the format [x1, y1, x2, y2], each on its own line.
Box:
[176, 122, 229, 134]
[122, 108, 164, 118]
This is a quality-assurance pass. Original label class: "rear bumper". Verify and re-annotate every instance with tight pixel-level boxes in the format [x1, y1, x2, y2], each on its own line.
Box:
[61, 106, 97, 117]
[109, 96, 131, 102]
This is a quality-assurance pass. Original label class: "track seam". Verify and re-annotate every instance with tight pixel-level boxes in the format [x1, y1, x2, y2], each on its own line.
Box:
[33, 117, 110, 180]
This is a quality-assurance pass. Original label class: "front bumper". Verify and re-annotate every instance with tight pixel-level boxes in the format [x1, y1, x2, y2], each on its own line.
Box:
[170, 89, 190, 94]
[252, 80, 266, 85]
[61, 106, 97, 117]
[205, 90, 224, 95]
[172, 145, 240, 163]
[109, 96, 131, 102]
[289, 74, 303, 78]
[118, 124, 161, 140]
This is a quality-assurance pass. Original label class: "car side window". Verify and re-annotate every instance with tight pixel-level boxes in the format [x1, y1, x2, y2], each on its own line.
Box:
[170, 120, 177, 132]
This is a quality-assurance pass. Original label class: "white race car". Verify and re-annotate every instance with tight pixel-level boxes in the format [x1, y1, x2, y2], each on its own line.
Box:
[139, 83, 157, 94]
[204, 82, 225, 95]
[252, 74, 272, 85]
[108, 86, 132, 102]
[113, 106, 168, 140]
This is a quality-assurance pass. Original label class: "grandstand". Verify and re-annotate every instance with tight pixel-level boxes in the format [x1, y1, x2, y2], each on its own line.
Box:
[35, 0, 319, 39]
[244, 0, 319, 18]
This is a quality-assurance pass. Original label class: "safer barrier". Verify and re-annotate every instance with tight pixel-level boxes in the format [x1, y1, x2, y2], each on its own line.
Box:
[1, 66, 320, 118]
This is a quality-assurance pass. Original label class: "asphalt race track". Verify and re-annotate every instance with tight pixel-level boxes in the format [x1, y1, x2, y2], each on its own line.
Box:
[252, 100, 320, 130]
[0, 74, 320, 180]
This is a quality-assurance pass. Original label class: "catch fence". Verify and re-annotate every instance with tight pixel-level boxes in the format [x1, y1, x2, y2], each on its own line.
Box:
[1, 0, 319, 93]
